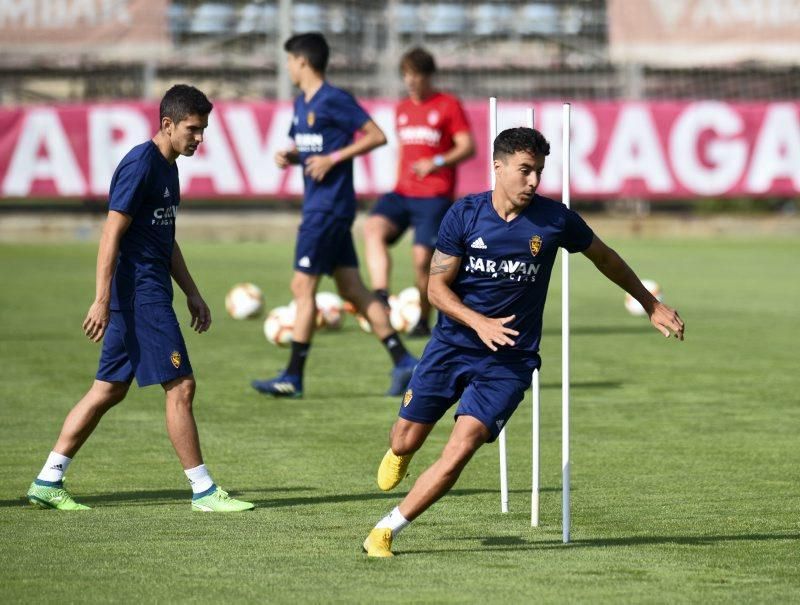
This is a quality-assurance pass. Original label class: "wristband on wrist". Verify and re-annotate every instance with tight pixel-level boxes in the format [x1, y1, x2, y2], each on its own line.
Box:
[432, 154, 446, 168]
[330, 150, 344, 164]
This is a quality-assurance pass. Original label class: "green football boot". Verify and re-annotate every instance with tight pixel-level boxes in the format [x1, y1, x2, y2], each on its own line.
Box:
[27, 481, 90, 510]
[191, 486, 254, 512]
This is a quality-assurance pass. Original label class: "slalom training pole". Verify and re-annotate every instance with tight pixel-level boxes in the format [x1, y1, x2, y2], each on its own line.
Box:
[561, 102, 571, 544]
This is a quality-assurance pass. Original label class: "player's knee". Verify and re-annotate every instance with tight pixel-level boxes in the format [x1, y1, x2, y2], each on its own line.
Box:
[90, 381, 129, 409]
[167, 376, 196, 408]
[364, 216, 387, 243]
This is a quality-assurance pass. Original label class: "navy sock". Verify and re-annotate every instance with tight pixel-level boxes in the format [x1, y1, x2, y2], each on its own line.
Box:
[382, 332, 410, 366]
[286, 341, 310, 377]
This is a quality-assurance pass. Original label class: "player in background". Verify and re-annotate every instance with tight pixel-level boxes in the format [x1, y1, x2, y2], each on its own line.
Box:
[364, 47, 475, 337]
[362, 128, 685, 556]
[252, 33, 417, 398]
[26, 85, 253, 512]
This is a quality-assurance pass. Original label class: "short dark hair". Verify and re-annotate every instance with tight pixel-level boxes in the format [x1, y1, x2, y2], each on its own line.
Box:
[159, 85, 213, 124]
[493, 127, 550, 161]
[284, 32, 329, 73]
[400, 47, 436, 76]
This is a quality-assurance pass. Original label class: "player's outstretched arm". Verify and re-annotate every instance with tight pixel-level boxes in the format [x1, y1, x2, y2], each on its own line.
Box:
[428, 249, 519, 351]
[581, 235, 685, 340]
[304, 120, 387, 182]
[170, 241, 211, 334]
[83, 210, 132, 343]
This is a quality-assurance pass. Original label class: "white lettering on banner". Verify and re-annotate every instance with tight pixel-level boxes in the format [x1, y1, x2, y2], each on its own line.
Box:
[538, 103, 599, 194]
[178, 113, 243, 194]
[224, 105, 293, 194]
[746, 103, 800, 193]
[368, 106, 398, 192]
[599, 105, 673, 193]
[2, 108, 85, 196]
[670, 101, 747, 195]
[89, 107, 150, 196]
[0, 0, 131, 29]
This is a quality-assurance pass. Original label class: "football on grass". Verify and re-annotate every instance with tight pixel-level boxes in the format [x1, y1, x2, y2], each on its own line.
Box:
[624, 279, 663, 316]
[225, 283, 263, 319]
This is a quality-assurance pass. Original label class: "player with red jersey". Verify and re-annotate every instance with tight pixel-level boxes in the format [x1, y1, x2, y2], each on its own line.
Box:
[364, 48, 475, 337]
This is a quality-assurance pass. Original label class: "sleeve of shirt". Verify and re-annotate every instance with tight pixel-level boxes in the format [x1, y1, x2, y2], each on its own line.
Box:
[560, 207, 595, 253]
[331, 91, 371, 135]
[288, 98, 298, 139]
[108, 159, 148, 216]
[435, 203, 466, 257]
[445, 97, 471, 137]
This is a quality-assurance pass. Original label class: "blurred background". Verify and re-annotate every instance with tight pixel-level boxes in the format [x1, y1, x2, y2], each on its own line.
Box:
[1, 0, 799, 223]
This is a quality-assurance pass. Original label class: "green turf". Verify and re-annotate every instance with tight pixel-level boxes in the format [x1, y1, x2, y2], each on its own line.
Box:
[1, 234, 798, 603]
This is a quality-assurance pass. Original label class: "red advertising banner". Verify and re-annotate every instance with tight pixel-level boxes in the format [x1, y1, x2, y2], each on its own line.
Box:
[1, 100, 799, 201]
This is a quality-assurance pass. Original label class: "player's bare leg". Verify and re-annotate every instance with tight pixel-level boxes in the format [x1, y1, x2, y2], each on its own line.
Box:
[53, 380, 130, 457]
[410, 244, 434, 336]
[290, 270, 321, 343]
[398, 415, 488, 520]
[364, 215, 399, 304]
[335, 266, 417, 395]
[334, 267, 395, 339]
[163, 374, 203, 469]
[365, 416, 489, 556]
[163, 374, 254, 511]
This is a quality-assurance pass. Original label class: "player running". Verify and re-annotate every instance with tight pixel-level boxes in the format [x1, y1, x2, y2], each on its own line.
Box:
[362, 127, 684, 556]
[364, 47, 474, 338]
[252, 33, 417, 399]
[26, 85, 253, 512]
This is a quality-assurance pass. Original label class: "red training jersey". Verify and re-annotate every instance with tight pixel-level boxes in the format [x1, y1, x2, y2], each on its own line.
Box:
[394, 92, 471, 199]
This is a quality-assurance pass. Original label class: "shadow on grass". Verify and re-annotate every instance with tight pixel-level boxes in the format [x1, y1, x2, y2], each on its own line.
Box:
[253, 487, 561, 508]
[1, 486, 316, 508]
[399, 532, 800, 555]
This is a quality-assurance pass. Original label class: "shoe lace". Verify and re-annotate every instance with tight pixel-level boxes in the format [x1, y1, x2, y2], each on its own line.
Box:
[213, 488, 230, 500]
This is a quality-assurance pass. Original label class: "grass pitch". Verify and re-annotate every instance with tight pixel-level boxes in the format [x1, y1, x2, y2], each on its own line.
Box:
[1, 232, 798, 603]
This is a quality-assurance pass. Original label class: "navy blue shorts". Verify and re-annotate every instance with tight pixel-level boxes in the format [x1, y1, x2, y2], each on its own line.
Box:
[294, 212, 358, 276]
[399, 337, 540, 442]
[96, 304, 193, 387]
[370, 192, 452, 249]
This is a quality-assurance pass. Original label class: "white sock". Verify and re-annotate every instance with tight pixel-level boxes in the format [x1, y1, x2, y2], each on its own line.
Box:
[37, 451, 72, 484]
[184, 464, 214, 495]
[375, 506, 410, 537]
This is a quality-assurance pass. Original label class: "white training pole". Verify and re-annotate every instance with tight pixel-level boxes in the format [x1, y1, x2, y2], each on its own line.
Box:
[561, 103, 571, 544]
[489, 97, 509, 514]
[531, 369, 540, 526]
[524, 106, 541, 528]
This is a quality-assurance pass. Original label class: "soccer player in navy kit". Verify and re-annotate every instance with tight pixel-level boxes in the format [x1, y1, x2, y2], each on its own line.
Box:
[363, 128, 685, 556]
[26, 85, 253, 512]
[252, 33, 417, 398]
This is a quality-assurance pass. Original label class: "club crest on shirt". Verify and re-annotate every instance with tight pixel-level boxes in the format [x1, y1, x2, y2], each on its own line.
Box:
[403, 389, 413, 407]
[307, 111, 315, 126]
[171, 351, 181, 369]
[529, 235, 543, 257]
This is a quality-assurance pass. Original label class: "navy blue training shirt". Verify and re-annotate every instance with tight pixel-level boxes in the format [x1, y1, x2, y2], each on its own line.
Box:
[108, 141, 180, 310]
[433, 191, 594, 354]
[288, 82, 371, 220]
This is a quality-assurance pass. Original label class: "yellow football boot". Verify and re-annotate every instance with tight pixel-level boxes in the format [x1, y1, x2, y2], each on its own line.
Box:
[377, 448, 413, 491]
[363, 528, 394, 558]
